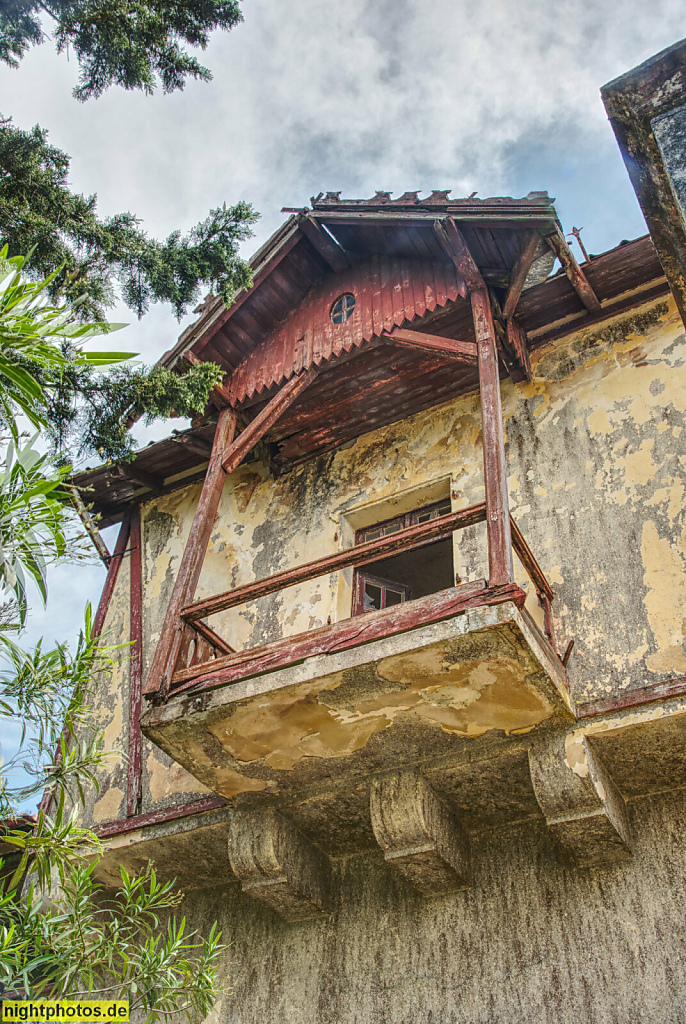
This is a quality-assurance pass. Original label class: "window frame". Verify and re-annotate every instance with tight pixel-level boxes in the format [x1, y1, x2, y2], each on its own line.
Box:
[352, 499, 453, 617]
[353, 571, 412, 616]
[354, 499, 452, 545]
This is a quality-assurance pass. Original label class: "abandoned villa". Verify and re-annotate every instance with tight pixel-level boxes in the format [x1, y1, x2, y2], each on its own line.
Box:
[61, 40, 686, 1024]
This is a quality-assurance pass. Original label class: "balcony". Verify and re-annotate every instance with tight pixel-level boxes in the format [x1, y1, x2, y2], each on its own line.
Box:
[141, 505, 572, 803]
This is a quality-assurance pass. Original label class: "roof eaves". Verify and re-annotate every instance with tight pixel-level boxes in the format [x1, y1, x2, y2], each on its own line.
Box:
[158, 214, 301, 371]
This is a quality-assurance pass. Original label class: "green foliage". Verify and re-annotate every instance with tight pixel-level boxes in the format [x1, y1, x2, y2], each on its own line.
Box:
[0, 862, 227, 1019]
[0, 437, 69, 624]
[0, 252, 225, 464]
[0, 248, 128, 435]
[45, 358, 225, 464]
[0, 0, 243, 101]
[0, 603, 112, 816]
[0, 117, 257, 320]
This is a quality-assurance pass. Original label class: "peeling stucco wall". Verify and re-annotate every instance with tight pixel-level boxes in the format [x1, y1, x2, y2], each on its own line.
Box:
[81, 547, 130, 825]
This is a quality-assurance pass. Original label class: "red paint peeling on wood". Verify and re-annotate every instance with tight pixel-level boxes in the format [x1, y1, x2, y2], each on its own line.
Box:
[227, 257, 464, 405]
[127, 509, 143, 817]
[171, 581, 527, 694]
[96, 795, 226, 839]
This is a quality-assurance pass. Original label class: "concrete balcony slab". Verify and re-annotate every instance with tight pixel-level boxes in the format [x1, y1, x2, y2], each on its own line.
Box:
[142, 597, 573, 802]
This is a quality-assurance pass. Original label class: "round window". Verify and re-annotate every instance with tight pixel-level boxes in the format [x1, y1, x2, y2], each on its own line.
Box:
[330, 292, 355, 324]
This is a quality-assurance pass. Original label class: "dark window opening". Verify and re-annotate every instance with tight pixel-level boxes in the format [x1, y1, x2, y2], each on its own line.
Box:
[331, 292, 355, 323]
[353, 501, 455, 616]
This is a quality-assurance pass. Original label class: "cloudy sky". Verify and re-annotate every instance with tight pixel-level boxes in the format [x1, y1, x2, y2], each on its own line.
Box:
[1, 0, 684, 798]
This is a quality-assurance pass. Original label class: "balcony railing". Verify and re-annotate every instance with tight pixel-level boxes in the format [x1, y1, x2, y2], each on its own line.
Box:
[167, 504, 561, 698]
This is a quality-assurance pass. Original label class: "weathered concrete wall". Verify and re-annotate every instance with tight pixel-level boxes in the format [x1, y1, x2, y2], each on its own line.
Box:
[82, 546, 130, 825]
[182, 790, 686, 1024]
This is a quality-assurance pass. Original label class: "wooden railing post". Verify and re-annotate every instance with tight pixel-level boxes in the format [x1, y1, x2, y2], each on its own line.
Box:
[471, 287, 514, 586]
[143, 407, 237, 700]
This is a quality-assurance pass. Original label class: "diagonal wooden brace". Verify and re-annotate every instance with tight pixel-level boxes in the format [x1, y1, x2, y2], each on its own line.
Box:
[143, 407, 237, 700]
[143, 368, 318, 701]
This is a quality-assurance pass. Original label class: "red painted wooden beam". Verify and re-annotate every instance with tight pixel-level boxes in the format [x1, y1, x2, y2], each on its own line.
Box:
[505, 319, 531, 382]
[299, 214, 350, 273]
[385, 327, 478, 366]
[545, 226, 601, 312]
[503, 232, 541, 319]
[127, 508, 143, 817]
[143, 408, 237, 700]
[471, 287, 514, 586]
[183, 502, 487, 622]
[434, 218, 483, 292]
[188, 617, 236, 655]
[172, 581, 527, 693]
[221, 368, 318, 473]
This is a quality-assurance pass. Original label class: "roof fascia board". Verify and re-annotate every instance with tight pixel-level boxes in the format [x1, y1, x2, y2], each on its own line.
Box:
[159, 217, 302, 370]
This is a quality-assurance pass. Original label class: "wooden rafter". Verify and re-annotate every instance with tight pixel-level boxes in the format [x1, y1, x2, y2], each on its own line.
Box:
[433, 218, 482, 292]
[545, 226, 601, 312]
[222, 368, 318, 473]
[170, 433, 213, 460]
[299, 214, 350, 273]
[503, 232, 541, 318]
[117, 464, 163, 492]
[385, 327, 478, 366]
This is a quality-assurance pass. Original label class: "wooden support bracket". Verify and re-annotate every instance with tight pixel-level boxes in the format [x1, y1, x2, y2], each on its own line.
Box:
[144, 369, 317, 701]
[433, 217, 480, 293]
[505, 319, 532, 382]
[529, 731, 632, 867]
[142, 407, 237, 700]
[385, 327, 478, 365]
[222, 368, 318, 473]
[370, 771, 470, 895]
[545, 226, 601, 312]
[503, 231, 541, 318]
[228, 808, 331, 921]
[69, 485, 111, 566]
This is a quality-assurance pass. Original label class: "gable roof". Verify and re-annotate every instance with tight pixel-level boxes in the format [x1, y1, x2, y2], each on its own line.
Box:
[160, 190, 559, 378]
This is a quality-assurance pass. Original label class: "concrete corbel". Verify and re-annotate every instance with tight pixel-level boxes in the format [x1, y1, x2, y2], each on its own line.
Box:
[228, 808, 331, 921]
[370, 771, 470, 895]
[529, 731, 632, 867]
